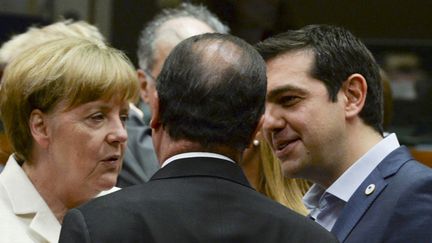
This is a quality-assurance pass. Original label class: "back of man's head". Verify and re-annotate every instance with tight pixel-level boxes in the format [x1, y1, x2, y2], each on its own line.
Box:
[156, 33, 266, 151]
[137, 3, 229, 72]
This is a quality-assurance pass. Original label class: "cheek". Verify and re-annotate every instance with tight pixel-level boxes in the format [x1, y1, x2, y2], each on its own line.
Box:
[64, 132, 101, 163]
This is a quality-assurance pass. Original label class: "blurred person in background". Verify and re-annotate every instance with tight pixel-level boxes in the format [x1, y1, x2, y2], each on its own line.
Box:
[0, 37, 138, 243]
[383, 52, 432, 140]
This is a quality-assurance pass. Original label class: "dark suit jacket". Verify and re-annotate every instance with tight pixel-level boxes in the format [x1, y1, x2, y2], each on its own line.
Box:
[117, 108, 159, 187]
[331, 146, 432, 243]
[60, 157, 338, 243]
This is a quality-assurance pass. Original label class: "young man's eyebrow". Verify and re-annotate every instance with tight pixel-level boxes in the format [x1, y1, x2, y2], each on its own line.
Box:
[266, 84, 305, 102]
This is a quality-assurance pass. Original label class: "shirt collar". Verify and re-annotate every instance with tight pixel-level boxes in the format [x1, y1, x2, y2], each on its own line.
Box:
[161, 152, 235, 168]
[303, 184, 326, 210]
[304, 133, 400, 207]
[327, 133, 399, 202]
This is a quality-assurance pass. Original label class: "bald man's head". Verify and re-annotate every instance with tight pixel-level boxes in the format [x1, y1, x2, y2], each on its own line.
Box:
[154, 33, 266, 150]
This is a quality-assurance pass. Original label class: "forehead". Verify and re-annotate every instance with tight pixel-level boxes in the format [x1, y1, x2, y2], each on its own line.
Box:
[158, 17, 215, 42]
[152, 17, 216, 74]
[265, 50, 328, 100]
[55, 96, 130, 114]
[267, 50, 314, 84]
[267, 50, 314, 77]
[155, 17, 215, 54]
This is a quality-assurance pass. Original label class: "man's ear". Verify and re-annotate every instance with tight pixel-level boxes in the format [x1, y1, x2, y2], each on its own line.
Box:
[149, 92, 161, 130]
[342, 73, 367, 119]
[29, 109, 50, 149]
[137, 69, 152, 104]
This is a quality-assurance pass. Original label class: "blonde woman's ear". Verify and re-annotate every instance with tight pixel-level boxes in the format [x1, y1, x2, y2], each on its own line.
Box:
[29, 109, 50, 149]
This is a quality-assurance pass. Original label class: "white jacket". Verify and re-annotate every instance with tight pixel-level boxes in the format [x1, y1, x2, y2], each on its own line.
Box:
[0, 155, 119, 243]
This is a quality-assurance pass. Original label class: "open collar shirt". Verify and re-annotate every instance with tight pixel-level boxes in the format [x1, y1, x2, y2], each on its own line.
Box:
[303, 133, 400, 231]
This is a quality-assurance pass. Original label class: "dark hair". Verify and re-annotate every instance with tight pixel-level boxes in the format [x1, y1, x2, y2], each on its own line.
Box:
[256, 25, 383, 134]
[156, 33, 266, 150]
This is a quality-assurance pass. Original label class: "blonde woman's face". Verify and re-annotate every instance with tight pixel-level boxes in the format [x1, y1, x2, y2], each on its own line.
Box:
[43, 97, 129, 201]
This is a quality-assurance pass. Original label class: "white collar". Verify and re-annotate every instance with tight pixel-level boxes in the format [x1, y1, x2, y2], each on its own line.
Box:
[303, 133, 400, 210]
[326, 133, 399, 202]
[161, 152, 235, 168]
[129, 103, 144, 119]
[1, 155, 60, 243]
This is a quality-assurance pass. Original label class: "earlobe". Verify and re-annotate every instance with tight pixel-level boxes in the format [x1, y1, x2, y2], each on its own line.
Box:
[29, 109, 50, 148]
[343, 74, 367, 118]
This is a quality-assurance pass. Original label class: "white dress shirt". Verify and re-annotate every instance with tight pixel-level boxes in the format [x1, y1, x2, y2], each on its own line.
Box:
[161, 152, 235, 168]
[303, 133, 400, 231]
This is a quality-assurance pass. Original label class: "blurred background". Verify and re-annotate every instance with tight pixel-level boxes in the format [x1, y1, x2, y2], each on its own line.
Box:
[1, 0, 432, 158]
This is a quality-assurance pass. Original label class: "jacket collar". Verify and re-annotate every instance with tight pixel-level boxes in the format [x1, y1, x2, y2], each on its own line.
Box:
[331, 146, 413, 242]
[1, 156, 60, 243]
[151, 156, 252, 189]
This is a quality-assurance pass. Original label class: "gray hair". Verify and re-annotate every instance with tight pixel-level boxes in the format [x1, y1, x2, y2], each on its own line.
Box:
[137, 3, 229, 71]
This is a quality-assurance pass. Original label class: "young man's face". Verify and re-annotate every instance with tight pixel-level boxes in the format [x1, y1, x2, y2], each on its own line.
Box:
[263, 50, 347, 185]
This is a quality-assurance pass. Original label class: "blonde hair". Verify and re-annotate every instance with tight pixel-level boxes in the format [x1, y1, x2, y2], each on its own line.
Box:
[256, 138, 309, 215]
[0, 37, 139, 162]
[0, 20, 105, 66]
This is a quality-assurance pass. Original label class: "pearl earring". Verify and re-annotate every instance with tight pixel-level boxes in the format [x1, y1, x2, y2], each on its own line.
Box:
[253, 139, 260, 146]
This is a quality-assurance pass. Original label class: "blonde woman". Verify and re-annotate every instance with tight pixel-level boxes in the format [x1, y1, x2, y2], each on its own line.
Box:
[242, 133, 309, 215]
[0, 20, 105, 165]
[0, 37, 138, 243]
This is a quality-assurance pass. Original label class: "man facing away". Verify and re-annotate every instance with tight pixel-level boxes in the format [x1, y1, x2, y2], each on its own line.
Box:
[59, 33, 338, 243]
[119, 3, 229, 187]
[256, 25, 432, 242]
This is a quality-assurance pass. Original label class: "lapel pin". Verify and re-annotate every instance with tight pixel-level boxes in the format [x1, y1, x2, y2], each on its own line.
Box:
[365, 184, 375, 195]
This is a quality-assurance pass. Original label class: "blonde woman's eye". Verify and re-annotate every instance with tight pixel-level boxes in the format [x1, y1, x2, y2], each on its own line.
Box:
[120, 114, 129, 123]
[90, 113, 105, 121]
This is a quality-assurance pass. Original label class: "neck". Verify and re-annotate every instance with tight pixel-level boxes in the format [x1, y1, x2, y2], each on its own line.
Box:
[155, 132, 242, 166]
[22, 161, 68, 223]
[319, 122, 383, 188]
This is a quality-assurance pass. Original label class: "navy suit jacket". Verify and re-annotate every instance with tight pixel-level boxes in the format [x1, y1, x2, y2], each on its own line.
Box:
[60, 157, 338, 243]
[331, 146, 432, 243]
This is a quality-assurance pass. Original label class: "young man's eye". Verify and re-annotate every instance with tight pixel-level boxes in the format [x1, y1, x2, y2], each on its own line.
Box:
[279, 96, 300, 106]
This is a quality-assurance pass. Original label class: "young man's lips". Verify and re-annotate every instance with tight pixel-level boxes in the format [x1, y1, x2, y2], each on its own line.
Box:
[274, 139, 300, 159]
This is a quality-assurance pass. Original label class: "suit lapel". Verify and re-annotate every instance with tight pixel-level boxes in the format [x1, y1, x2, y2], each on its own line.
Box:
[331, 170, 387, 241]
[331, 146, 413, 242]
[28, 207, 61, 243]
[150, 157, 252, 188]
[2, 157, 60, 242]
